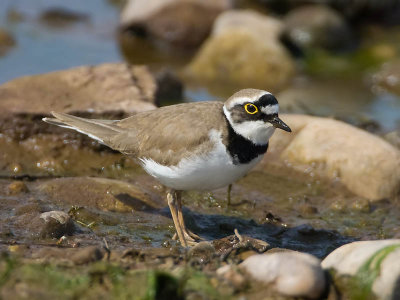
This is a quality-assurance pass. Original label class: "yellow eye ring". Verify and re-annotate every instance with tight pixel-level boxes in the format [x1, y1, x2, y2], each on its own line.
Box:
[244, 103, 258, 114]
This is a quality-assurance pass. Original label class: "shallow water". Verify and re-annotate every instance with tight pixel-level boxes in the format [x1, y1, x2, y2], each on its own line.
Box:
[0, 0, 121, 83]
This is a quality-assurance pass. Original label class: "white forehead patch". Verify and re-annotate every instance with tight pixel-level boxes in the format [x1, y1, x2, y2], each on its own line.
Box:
[261, 104, 279, 115]
[226, 91, 272, 109]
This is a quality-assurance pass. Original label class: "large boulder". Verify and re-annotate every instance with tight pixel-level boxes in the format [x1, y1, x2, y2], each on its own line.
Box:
[0, 63, 159, 177]
[0, 63, 157, 116]
[263, 114, 400, 201]
[322, 240, 400, 300]
[187, 10, 295, 93]
[120, 0, 232, 48]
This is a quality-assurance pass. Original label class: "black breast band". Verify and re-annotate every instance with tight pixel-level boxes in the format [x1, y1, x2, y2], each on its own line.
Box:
[224, 116, 269, 165]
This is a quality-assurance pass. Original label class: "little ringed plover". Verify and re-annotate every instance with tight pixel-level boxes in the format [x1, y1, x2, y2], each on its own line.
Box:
[43, 88, 291, 247]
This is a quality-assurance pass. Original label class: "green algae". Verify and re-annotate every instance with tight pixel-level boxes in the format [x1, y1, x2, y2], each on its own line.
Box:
[0, 253, 17, 287]
[329, 244, 400, 300]
[304, 31, 400, 78]
[0, 254, 229, 300]
[350, 244, 400, 300]
[1, 255, 90, 299]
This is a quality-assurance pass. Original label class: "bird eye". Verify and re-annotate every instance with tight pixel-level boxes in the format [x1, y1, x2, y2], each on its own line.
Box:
[244, 103, 258, 115]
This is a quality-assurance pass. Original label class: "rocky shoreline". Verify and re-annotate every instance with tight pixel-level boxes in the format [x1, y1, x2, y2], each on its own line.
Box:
[1, 0, 400, 298]
[0, 62, 399, 299]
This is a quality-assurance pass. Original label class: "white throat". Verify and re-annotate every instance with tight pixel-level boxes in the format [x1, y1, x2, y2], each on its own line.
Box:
[223, 106, 276, 145]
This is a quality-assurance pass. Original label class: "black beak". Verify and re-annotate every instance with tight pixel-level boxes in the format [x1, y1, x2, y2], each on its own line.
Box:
[270, 116, 291, 132]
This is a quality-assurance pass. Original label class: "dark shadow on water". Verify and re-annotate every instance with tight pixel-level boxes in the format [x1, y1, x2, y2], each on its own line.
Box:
[168, 207, 354, 259]
[114, 193, 157, 212]
[113, 193, 354, 258]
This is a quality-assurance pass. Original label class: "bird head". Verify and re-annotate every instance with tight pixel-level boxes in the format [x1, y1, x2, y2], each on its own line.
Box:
[223, 89, 291, 145]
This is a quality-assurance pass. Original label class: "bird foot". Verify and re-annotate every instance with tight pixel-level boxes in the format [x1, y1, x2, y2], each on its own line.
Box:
[172, 229, 202, 244]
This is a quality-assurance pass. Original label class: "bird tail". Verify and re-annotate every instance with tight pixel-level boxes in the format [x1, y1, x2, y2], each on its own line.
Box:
[43, 112, 123, 144]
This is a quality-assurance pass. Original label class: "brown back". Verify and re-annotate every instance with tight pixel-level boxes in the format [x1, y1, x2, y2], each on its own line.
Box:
[108, 101, 228, 166]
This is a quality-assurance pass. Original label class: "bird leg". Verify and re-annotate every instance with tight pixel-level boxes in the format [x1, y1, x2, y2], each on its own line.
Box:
[167, 189, 187, 247]
[227, 184, 232, 206]
[176, 191, 201, 242]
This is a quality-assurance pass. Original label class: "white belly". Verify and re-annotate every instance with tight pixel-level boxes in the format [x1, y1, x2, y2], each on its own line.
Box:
[139, 130, 263, 191]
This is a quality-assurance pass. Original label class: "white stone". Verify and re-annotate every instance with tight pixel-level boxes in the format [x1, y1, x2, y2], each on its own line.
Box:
[40, 211, 70, 224]
[322, 240, 400, 300]
[241, 251, 325, 299]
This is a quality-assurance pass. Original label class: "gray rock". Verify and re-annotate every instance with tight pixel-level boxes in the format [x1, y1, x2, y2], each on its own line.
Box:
[284, 5, 352, 51]
[240, 251, 326, 299]
[32, 211, 75, 238]
[187, 9, 295, 93]
[263, 114, 400, 201]
[120, 0, 232, 47]
[0, 63, 157, 116]
[40, 211, 70, 224]
[322, 240, 400, 300]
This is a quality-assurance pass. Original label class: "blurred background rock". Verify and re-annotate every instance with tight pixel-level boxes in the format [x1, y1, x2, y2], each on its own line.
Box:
[1, 0, 400, 132]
